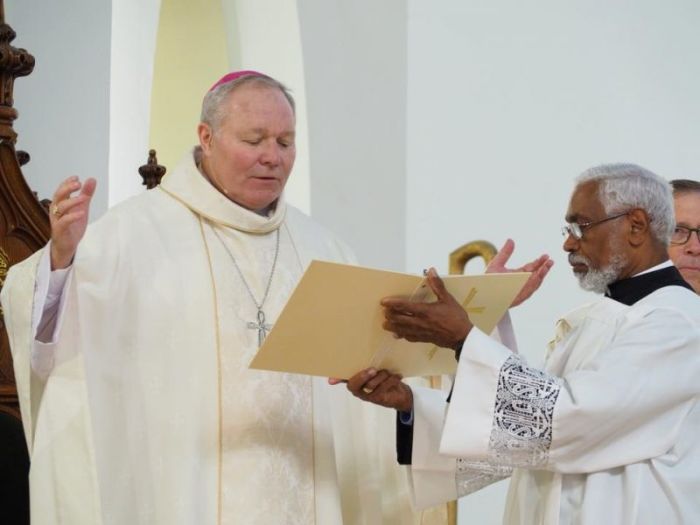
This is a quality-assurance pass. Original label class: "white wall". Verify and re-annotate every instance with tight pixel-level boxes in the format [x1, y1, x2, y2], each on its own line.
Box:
[108, 0, 161, 207]
[406, 1, 700, 522]
[7, 0, 112, 217]
[7, 0, 160, 214]
[298, 0, 408, 271]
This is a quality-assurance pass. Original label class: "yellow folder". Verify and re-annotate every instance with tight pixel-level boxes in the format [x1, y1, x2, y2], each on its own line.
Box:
[249, 260, 529, 379]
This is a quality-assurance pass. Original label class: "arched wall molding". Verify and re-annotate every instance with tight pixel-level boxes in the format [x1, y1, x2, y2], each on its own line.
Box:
[109, 0, 161, 207]
[148, 0, 228, 178]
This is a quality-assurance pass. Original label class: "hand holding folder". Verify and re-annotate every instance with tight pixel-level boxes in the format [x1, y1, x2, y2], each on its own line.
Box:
[249, 261, 530, 379]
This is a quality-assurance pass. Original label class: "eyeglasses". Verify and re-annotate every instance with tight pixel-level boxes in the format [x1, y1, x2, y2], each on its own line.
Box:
[670, 226, 700, 245]
[561, 212, 629, 241]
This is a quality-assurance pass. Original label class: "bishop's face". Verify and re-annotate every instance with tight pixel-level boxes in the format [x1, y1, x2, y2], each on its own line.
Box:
[563, 180, 630, 293]
[198, 83, 296, 211]
[668, 192, 700, 293]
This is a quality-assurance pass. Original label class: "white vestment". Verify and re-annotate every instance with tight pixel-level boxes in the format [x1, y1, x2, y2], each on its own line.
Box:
[408, 284, 700, 524]
[1, 152, 420, 525]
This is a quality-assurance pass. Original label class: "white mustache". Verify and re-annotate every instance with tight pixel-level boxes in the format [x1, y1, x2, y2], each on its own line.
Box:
[568, 254, 590, 267]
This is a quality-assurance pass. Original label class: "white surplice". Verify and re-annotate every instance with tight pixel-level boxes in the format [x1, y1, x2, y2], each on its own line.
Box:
[408, 285, 700, 524]
[1, 151, 419, 525]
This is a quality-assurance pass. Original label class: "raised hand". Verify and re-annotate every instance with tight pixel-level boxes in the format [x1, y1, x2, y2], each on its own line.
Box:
[486, 238, 553, 307]
[381, 268, 472, 349]
[342, 368, 413, 412]
[49, 176, 97, 270]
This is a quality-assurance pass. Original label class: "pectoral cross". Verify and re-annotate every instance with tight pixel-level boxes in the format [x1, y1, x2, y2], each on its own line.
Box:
[247, 309, 274, 346]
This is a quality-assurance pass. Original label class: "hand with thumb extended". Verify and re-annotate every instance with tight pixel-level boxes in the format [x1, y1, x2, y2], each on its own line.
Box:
[380, 267, 472, 350]
[486, 239, 553, 307]
[50, 176, 97, 270]
[334, 368, 414, 412]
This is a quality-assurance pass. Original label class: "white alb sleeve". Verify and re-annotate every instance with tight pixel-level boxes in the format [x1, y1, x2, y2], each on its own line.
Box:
[407, 313, 519, 508]
[442, 306, 700, 474]
[31, 246, 72, 377]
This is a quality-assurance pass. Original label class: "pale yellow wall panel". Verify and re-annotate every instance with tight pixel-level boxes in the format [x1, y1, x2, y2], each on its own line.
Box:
[150, 0, 229, 170]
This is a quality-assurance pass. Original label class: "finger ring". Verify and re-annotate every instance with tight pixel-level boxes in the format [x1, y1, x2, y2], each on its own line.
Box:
[362, 386, 374, 395]
[50, 203, 61, 217]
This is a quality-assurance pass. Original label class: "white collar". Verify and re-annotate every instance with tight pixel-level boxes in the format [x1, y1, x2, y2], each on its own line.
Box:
[633, 259, 673, 277]
[159, 149, 286, 234]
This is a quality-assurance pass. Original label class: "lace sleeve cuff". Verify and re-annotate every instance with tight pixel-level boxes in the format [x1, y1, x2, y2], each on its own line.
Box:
[442, 329, 562, 469]
[487, 355, 562, 468]
[456, 458, 512, 497]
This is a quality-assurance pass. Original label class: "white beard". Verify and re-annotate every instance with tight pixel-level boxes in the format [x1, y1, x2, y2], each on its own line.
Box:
[569, 242, 628, 294]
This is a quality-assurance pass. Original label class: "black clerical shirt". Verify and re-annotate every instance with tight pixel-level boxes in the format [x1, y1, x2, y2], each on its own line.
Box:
[605, 263, 692, 305]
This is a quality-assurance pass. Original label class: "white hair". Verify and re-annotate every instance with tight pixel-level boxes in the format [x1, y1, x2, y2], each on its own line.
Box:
[575, 163, 674, 245]
[200, 74, 295, 131]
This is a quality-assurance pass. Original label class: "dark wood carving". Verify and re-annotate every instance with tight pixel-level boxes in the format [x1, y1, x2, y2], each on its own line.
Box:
[139, 149, 166, 189]
[16, 149, 28, 166]
[0, 1, 50, 422]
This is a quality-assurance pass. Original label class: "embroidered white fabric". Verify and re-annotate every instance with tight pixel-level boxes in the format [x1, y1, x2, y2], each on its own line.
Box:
[210, 224, 316, 524]
[488, 354, 562, 468]
[456, 458, 512, 497]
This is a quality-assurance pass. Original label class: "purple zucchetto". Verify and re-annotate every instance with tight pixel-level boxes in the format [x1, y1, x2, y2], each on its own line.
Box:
[207, 70, 266, 92]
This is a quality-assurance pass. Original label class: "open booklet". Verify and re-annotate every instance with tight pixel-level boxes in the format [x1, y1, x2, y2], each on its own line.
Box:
[249, 260, 529, 379]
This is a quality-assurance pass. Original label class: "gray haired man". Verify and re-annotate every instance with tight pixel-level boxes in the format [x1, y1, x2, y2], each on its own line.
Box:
[346, 164, 700, 525]
[2, 70, 413, 525]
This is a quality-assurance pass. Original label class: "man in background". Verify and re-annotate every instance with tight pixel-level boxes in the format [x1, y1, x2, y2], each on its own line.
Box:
[669, 179, 700, 293]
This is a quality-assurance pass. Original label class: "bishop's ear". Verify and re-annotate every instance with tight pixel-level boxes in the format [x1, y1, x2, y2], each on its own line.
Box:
[627, 208, 651, 246]
[197, 123, 214, 154]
